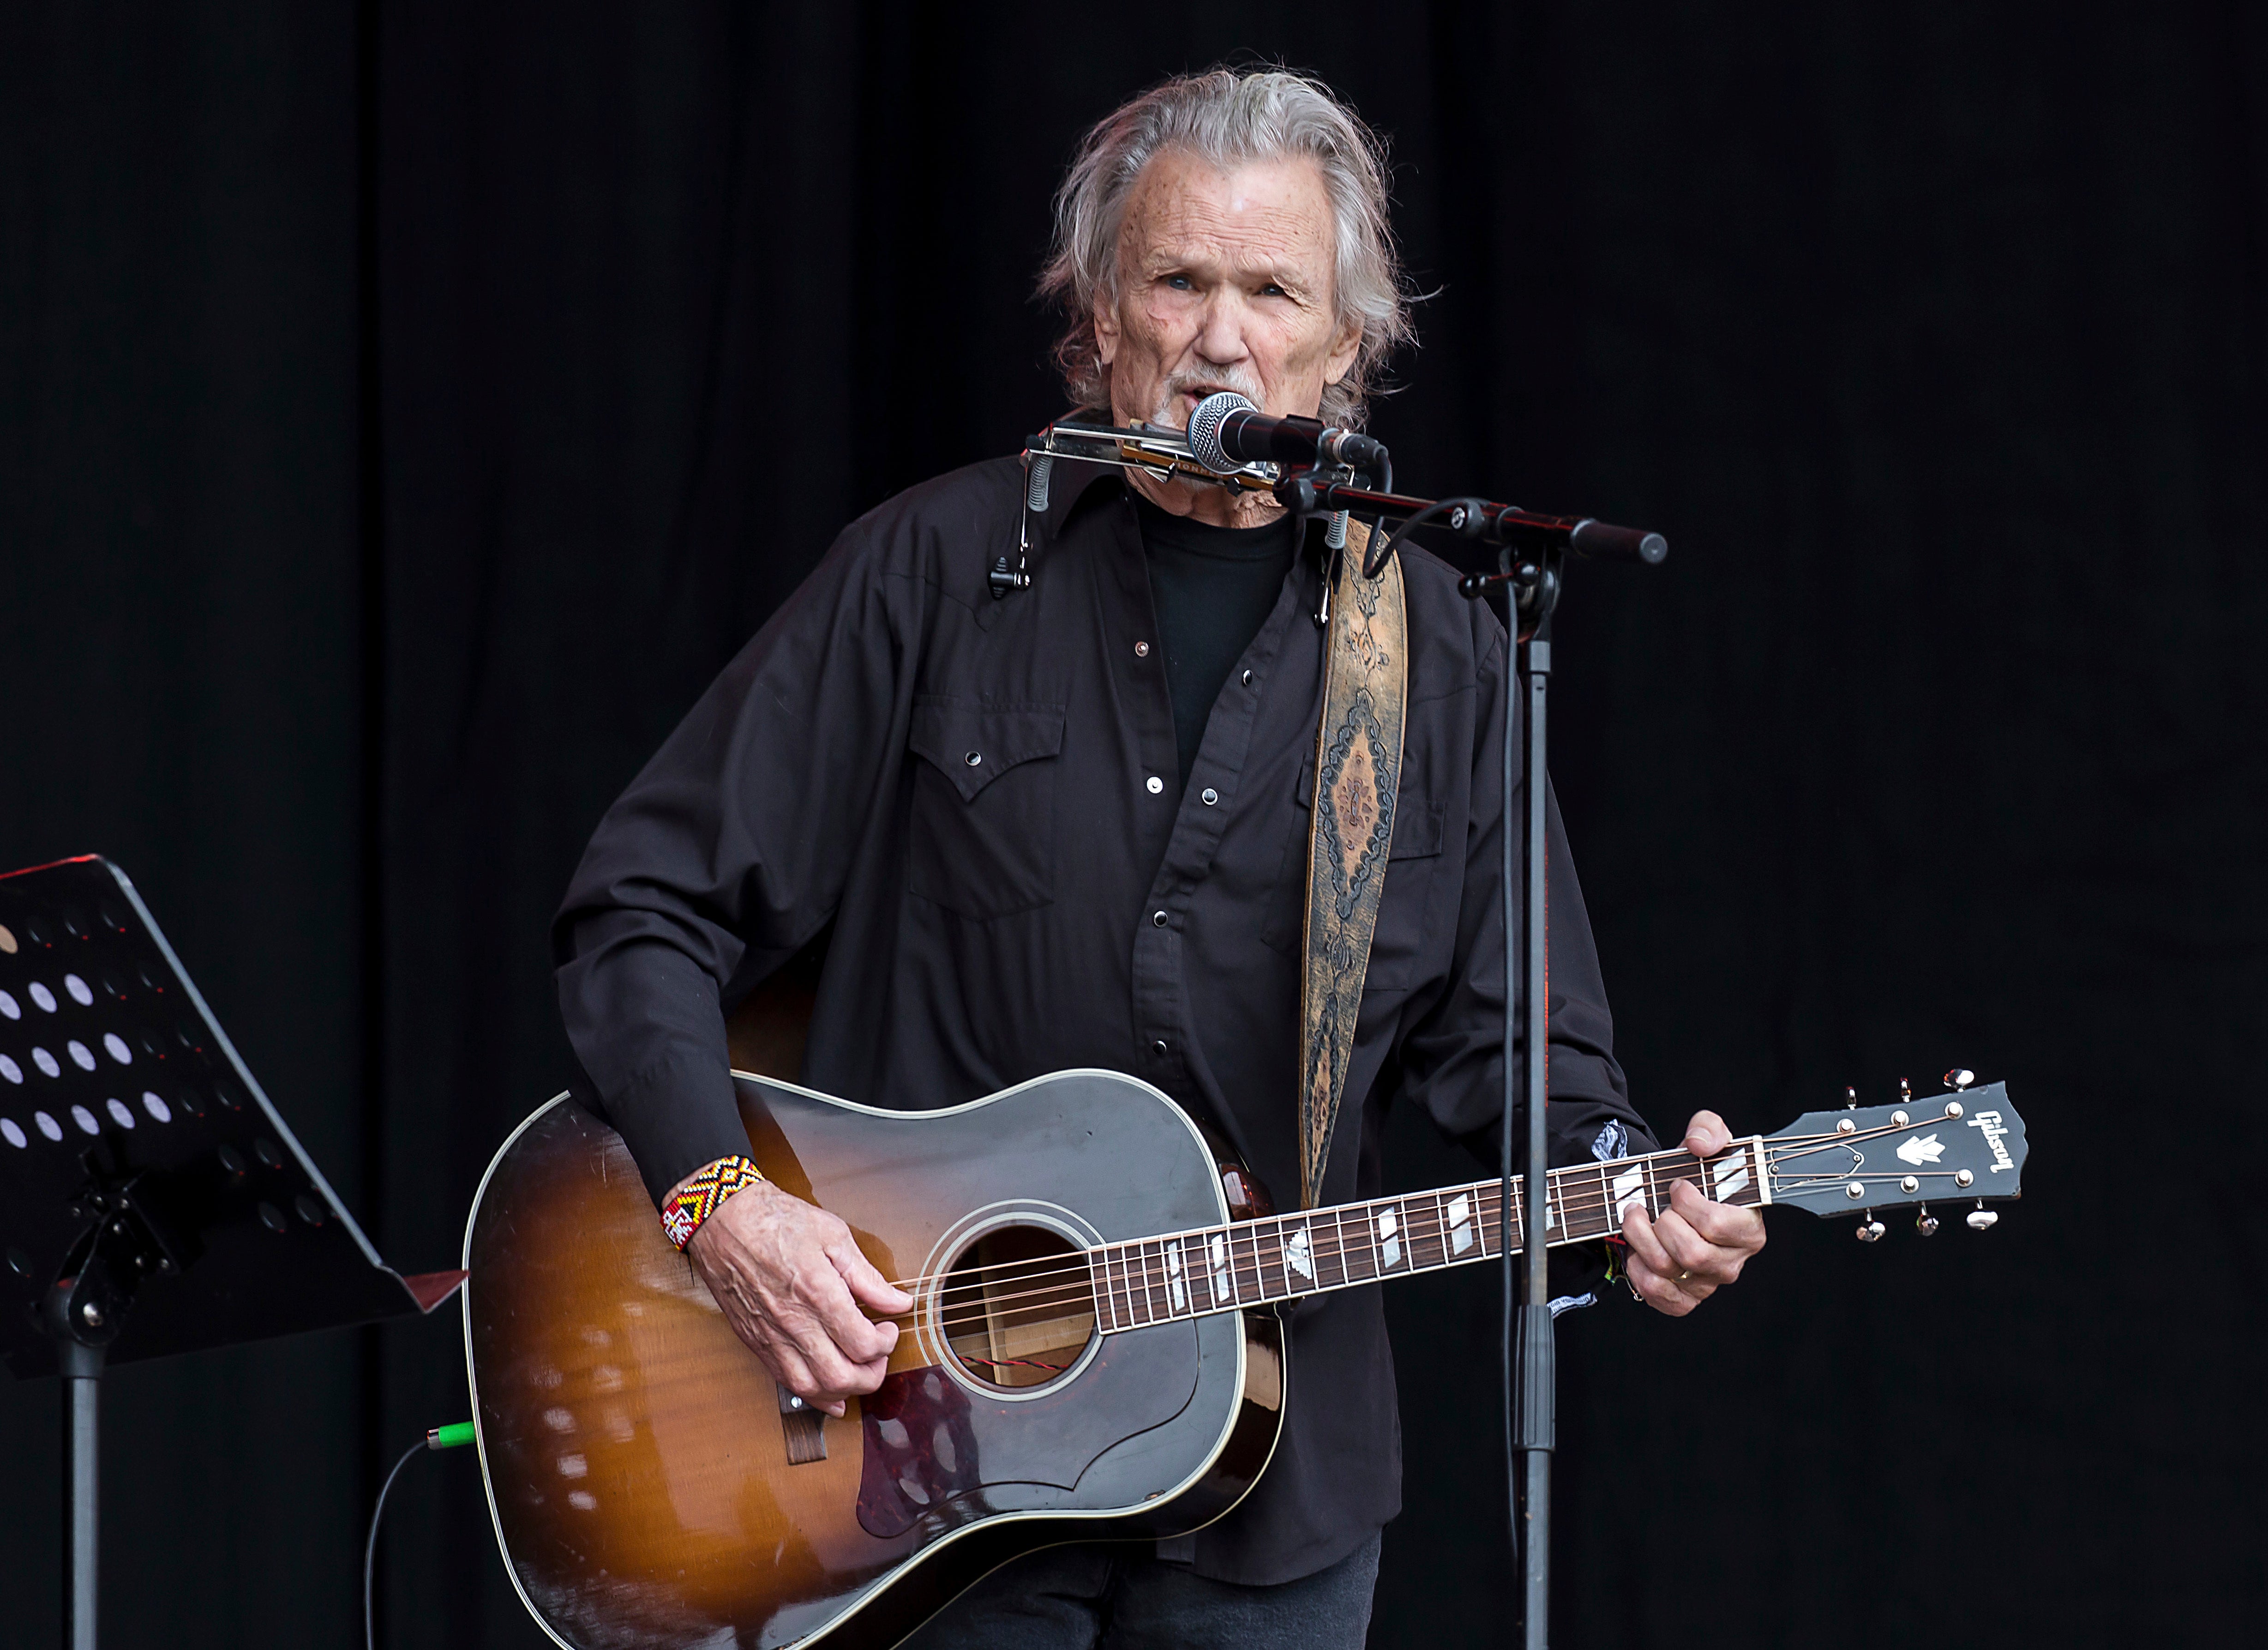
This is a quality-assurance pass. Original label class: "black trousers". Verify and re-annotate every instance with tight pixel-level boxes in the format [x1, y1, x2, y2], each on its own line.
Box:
[904, 1533, 1382, 1650]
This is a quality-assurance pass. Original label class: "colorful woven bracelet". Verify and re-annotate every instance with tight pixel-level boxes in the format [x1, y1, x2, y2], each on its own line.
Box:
[661, 1154, 766, 1251]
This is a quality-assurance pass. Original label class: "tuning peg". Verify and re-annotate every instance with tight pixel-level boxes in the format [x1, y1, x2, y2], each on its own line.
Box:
[1965, 1201, 1998, 1232]
[1844, 1085, 1858, 1108]
[1944, 1067, 1975, 1090]
[1915, 1205, 1939, 1237]
[1899, 1077, 1912, 1103]
[1856, 1218, 1886, 1243]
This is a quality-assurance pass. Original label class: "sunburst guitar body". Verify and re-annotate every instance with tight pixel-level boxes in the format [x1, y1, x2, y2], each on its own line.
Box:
[462, 1069, 1285, 1650]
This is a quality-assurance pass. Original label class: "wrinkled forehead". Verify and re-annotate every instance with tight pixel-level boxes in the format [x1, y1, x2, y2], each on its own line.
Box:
[1116, 149, 1338, 283]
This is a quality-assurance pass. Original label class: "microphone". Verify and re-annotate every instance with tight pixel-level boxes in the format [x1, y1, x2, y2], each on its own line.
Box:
[1186, 391, 1389, 477]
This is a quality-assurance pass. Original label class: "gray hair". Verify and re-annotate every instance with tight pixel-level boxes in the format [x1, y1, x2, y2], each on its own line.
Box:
[1037, 68, 1416, 430]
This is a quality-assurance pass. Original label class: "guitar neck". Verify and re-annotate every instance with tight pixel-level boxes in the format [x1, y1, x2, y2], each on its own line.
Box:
[1086, 1138, 1772, 1333]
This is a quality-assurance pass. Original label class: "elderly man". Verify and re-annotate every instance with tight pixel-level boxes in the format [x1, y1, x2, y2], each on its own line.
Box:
[555, 67, 1763, 1648]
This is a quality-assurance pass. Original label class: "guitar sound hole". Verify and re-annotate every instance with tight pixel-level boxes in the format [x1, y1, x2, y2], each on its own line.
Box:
[940, 1223, 1096, 1391]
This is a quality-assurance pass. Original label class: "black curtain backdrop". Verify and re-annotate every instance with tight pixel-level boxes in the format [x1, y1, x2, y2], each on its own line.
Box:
[3, 5, 2263, 1646]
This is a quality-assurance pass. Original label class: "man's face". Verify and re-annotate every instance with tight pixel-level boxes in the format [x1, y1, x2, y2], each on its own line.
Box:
[1096, 149, 1362, 434]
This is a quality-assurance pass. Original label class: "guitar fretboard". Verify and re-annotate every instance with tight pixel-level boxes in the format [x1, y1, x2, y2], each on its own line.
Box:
[1088, 1139, 1771, 1333]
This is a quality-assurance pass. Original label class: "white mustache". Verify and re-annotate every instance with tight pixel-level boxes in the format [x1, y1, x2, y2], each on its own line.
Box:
[1150, 374, 1262, 427]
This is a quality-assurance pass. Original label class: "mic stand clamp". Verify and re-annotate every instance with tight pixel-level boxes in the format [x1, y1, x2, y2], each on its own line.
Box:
[1270, 464, 1370, 627]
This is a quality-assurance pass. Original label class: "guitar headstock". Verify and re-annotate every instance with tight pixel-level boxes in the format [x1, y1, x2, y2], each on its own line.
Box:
[1764, 1076, 2026, 1237]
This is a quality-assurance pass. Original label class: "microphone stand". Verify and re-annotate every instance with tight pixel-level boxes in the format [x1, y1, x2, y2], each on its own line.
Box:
[1481, 536, 1562, 1650]
[1021, 421, 1665, 1647]
[1289, 474, 1659, 1650]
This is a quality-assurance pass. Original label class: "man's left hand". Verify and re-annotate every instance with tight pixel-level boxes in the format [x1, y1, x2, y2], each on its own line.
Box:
[1619, 1110, 1767, 1317]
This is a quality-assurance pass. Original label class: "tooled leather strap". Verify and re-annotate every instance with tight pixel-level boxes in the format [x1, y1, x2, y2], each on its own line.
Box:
[1296, 520, 1409, 1208]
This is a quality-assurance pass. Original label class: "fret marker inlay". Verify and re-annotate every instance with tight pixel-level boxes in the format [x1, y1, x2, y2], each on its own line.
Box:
[1285, 1224, 1314, 1282]
[1376, 1208, 1401, 1270]
[1446, 1192, 1473, 1255]
[1165, 1240, 1187, 1312]
[1611, 1167, 1645, 1222]
[1210, 1234, 1230, 1304]
[1712, 1158, 1751, 1201]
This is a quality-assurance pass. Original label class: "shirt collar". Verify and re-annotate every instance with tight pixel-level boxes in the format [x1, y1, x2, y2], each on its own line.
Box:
[1044, 455, 1130, 524]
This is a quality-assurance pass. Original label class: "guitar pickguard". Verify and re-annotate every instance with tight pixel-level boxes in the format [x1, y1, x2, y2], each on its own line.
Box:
[857, 1368, 981, 1537]
[856, 1321, 1201, 1540]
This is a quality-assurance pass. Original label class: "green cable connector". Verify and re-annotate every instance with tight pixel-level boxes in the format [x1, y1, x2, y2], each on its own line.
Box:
[425, 1421, 477, 1451]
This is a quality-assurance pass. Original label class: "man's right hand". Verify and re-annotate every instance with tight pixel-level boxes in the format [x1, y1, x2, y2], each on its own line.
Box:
[682, 1177, 913, 1416]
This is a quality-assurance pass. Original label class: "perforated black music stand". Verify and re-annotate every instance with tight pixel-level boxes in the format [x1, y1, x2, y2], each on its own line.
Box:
[0, 855, 462, 1650]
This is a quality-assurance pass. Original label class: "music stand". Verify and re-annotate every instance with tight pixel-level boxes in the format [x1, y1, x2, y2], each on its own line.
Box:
[0, 855, 463, 1650]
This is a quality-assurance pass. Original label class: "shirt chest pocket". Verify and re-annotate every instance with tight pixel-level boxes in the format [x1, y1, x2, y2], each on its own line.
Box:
[1261, 756, 1448, 993]
[906, 698, 1066, 920]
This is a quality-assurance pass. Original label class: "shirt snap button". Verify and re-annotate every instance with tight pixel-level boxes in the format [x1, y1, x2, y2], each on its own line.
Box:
[963, 751, 982, 767]
[1146, 776, 1164, 795]
[1152, 1039, 1169, 1056]
[1135, 640, 1151, 657]
[1241, 669, 1254, 687]
[1200, 788, 1219, 806]
[1152, 910, 1168, 927]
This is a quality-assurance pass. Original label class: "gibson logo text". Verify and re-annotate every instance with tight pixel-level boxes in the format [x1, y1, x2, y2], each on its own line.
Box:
[1965, 1110, 2015, 1173]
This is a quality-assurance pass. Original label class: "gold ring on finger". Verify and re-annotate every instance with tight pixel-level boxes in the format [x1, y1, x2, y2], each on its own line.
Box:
[1676, 1269, 1691, 1282]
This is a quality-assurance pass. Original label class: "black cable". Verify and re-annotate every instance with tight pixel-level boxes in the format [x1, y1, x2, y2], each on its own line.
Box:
[364, 1436, 429, 1650]
[1362, 494, 1485, 579]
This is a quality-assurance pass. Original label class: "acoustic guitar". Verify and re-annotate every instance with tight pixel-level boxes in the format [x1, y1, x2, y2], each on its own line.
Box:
[460, 1059, 2027, 1650]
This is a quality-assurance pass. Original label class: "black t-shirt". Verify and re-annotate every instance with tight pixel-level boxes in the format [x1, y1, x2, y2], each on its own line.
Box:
[1133, 493, 1299, 788]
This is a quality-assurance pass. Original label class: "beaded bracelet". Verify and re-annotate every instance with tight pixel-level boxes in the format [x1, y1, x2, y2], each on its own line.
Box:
[661, 1153, 766, 1251]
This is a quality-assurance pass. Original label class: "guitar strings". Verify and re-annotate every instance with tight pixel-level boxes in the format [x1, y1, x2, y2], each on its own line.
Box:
[882, 1166, 1710, 1306]
[866, 1111, 1970, 1298]
[887, 1154, 1993, 1331]
[896, 1207, 1581, 1328]
[865, 1129, 1981, 1319]
[869, 1147, 1725, 1300]
[888, 1207, 1524, 1324]
[882, 1109, 1979, 1312]
[875, 1112, 1959, 1307]
[886, 1165, 1878, 1320]
[906, 1184, 1831, 1329]
[870, 1147, 1722, 1296]
[889, 1176, 1695, 1323]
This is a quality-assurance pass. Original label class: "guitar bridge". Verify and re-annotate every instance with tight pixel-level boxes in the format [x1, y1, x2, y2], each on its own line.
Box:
[779, 1383, 828, 1465]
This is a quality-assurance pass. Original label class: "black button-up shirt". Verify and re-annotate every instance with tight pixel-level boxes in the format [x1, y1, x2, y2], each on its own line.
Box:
[554, 455, 1656, 1585]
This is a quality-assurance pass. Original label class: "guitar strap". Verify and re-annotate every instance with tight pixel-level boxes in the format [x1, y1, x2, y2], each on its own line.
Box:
[1296, 520, 1408, 1209]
